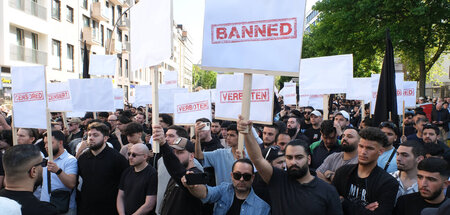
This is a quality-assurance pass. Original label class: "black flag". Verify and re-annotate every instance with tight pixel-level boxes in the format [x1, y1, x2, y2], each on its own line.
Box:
[82, 41, 90, 79]
[374, 29, 399, 126]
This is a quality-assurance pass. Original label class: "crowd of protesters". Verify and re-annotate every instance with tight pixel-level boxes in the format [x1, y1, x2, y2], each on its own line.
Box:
[0, 94, 449, 215]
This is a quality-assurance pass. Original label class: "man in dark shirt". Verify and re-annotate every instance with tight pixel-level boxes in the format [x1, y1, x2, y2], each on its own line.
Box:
[422, 124, 450, 162]
[66, 117, 83, 143]
[152, 125, 204, 215]
[431, 102, 449, 142]
[310, 120, 341, 170]
[394, 157, 449, 215]
[333, 127, 399, 215]
[0, 144, 58, 215]
[304, 110, 323, 144]
[117, 143, 157, 215]
[238, 116, 343, 215]
[300, 106, 314, 132]
[78, 122, 128, 215]
[286, 116, 310, 144]
[194, 118, 223, 152]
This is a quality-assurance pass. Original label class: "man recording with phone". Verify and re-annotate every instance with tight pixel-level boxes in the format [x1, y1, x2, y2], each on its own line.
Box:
[194, 118, 224, 152]
[182, 159, 270, 215]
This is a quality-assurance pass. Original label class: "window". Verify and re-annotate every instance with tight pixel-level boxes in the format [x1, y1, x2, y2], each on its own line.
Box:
[125, 35, 128, 42]
[66, 6, 73, 23]
[125, 59, 128, 77]
[107, 29, 112, 40]
[16, 28, 24, 46]
[67, 44, 74, 72]
[52, 39, 61, 70]
[31, 33, 38, 49]
[101, 25, 104, 46]
[118, 56, 122, 76]
[111, 6, 115, 25]
[117, 29, 122, 42]
[51, 0, 61, 20]
[82, 0, 88, 9]
[83, 15, 90, 27]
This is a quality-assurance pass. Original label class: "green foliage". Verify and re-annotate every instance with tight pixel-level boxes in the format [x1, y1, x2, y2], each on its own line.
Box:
[192, 65, 217, 89]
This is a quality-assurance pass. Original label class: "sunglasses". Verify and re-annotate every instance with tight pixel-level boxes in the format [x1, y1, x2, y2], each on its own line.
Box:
[232, 172, 253, 181]
[29, 158, 47, 173]
[304, 111, 311, 115]
[127, 152, 145, 158]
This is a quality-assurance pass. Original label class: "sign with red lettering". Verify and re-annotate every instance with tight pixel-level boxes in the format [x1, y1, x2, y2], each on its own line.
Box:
[403, 81, 417, 107]
[47, 82, 73, 112]
[113, 88, 124, 110]
[370, 73, 404, 115]
[215, 74, 274, 123]
[174, 91, 211, 125]
[164, 70, 178, 88]
[202, 0, 306, 76]
[12, 66, 47, 129]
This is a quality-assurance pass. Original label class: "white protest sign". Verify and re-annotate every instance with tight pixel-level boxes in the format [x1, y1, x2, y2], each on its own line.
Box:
[345, 78, 372, 101]
[47, 82, 73, 112]
[130, 0, 172, 70]
[11, 66, 47, 129]
[210, 89, 217, 104]
[159, 88, 189, 113]
[66, 111, 86, 118]
[403, 81, 417, 107]
[89, 54, 117, 76]
[308, 95, 324, 110]
[370, 73, 404, 114]
[164, 70, 178, 88]
[135, 85, 152, 106]
[299, 95, 309, 107]
[174, 91, 212, 125]
[129, 95, 135, 105]
[299, 54, 353, 95]
[202, 0, 306, 76]
[215, 74, 274, 123]
[69, 78, 114, 112]
[280, 82, 296, 105]
[113, 88, 124, 110]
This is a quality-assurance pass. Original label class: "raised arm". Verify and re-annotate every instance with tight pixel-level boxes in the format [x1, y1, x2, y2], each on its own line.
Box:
[237, 115, 273, 184]
[181, 171, 208, 199]
[194, 121, 205, 160]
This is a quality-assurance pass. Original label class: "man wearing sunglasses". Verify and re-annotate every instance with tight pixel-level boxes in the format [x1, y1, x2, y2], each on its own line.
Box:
[182, 159, 270, 215]
[300, 106, 314, 132]
[0, 145, 58, 215]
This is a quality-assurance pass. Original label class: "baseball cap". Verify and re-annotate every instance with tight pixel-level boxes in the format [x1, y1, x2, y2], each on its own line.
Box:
[310, 110, 322, 118]
[336, 110, 350, 121]
[262, 146, 284, 162]
[170, 137, 195, 153]
[68, 118, 82, 124]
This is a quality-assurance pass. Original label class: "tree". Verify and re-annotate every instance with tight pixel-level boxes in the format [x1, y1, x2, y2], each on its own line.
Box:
[192, 65, 217, 89]
[306, 0, 449, 96]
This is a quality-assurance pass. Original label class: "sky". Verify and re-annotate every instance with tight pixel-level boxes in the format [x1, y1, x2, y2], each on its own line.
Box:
[172, 0, 318, 64]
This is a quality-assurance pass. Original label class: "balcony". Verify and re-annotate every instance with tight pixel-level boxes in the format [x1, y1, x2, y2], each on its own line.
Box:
[109, 0, 124, 6]
[123, 0, 131, 8]
[122, 41, 130, 53]
[9, 0, 47, 20]
[83, 27, 101, 46]
[91, 2, 109, 21]
[10, 44, 47, 65]
[106, 38, 122, 54]
[118, 17, 130, 31]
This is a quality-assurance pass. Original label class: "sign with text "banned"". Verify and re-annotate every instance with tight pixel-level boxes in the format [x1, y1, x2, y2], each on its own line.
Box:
[215, 74, 274, 123]
[174, 91, 211, 125]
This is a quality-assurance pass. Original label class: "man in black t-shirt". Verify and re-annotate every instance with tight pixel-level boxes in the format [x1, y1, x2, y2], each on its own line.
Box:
[194, 118, 223, 152]
[118, 143, 157, 215]
[394, 157, 449, 215]
[300, 106, 314, 132]
[0, 144, 58, 215]
[238, 116, 343, 215]
[304, 110, 323, 144]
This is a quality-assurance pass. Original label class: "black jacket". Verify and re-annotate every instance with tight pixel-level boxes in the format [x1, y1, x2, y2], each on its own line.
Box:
[332, 164, 399, 215]
[431, 108, 449, 131]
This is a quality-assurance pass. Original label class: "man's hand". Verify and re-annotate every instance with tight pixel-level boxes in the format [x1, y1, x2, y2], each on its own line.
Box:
[181, 171, 197, 189]
[237, 115, 253, 134]
[152, 124, 166, 146]
[324, 170, 335, 181]
[47, 161, 60, 173]
[234, 150, 244, 160]
[195, 121, 205, 134]
[365, 201, 379, 211]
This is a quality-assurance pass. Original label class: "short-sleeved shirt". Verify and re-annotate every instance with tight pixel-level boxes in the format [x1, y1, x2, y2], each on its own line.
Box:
[0, 189, 58, 215]
[78, 146, 129, 215]
[377, 147, 397, 173]
[119, 165, 157, 215]
[394, 192, 447, 215]
[203, 148, 239, 184]
[268, 167, 343, 215]
[304, 128, 321, 145]
[40, 150, 78, 209]
[310, 141, 342, 170]
[317, 152, 358, 174]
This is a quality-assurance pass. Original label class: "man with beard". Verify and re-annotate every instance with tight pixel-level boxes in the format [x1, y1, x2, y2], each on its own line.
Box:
[78, 122, 128, 215]
[422, 124, 450, 162]
[332, 127, 399, 215]
[394, 157, 449, 215]
[317, 127, 359, 184]
[300, 106, 314, 132]
[40, 130, 78, 214]
[182, 159, 270, 215]
[117, 144, 157, 215]
[0, 144, 58, 215]
[237, 115, 343, 215]
[390, 140, 425, 200]
[406, 117, 429, 142]
[211, 119, 222, 138]
[304, 110, 323, 144]
[286, 116, 310, 144]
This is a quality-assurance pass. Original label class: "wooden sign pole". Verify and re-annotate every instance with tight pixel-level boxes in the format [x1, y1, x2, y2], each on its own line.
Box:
[151, 67, 160, 153]
[145, 104, 149, 125]
[361, 100, 366, 120]
[11, 109, 18, 146]
[61, 112, 68, 131]
[44, 69, 53, 162]
[323, 95, 330, 120]
[238, 73, 252, 155]
[402, 100, 405, 136]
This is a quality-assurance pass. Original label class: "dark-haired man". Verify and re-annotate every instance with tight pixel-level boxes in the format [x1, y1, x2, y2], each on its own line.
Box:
[378, 122, 399, 173]
[422, 124, 450, 162]
[332, 127, 399, 215]
[119, 122, 146, 159]
[78, 122, 128, 215]
[394, 157, 449, 215]
[194, 118, 223, 152]
[238, 115, 343, 215]
[304, 110, 323, 144]
[310, 120, 341, 170]
[300, 106, 314, 132]
[287, 116, 310, 144]
[261, 124, 279, 149]
[0, 145, 58, 215]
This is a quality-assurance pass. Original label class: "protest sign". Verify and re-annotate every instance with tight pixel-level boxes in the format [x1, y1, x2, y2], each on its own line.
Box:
[345, 78, 372, 102]
[66, 111, 86, 118]
[215, 74, 274, 123]
[159, 88, 189, 113]
[174, 91, 211, 125]
[299, 54, 353, 95]
[279, 82, 296, 105]
[113, 88, 124, 110]
[299, 95, 309, 107]
[47, 82, 73, 112]
[163, 70, 178, 88]
[403, 81, 417, 107]
[135, 85, 152, 106]
[201, 0, 306, 76]
[89, 54, 117, 76]
[371, 73, 404, 114]
[69, 78, 114, 112]
[11, 66, 47, 129]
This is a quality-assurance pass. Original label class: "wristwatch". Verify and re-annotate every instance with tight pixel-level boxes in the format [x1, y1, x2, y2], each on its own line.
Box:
[56, 168, 63, 175]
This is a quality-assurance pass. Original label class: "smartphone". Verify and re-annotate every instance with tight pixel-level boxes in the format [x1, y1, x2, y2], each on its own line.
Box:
[185, 173, 209, 185]
[201, 122, 210, 131]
